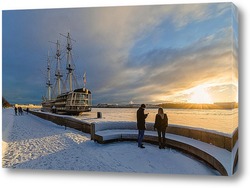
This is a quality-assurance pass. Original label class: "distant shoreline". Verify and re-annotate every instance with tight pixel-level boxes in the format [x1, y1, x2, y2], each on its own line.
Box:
[7, 102, 238, 110]
[94, 102, 238, 110]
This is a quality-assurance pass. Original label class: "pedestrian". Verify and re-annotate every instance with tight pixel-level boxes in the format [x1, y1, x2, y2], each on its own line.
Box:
[137, 104, 148, 148]
[26, 108, 29, 114]
[52, 105, 56, 113]
[154, 107, 168, 149]
[14, 106, 18, 115]
[20, 107, 23, 115]
[18, 107, 21, 115]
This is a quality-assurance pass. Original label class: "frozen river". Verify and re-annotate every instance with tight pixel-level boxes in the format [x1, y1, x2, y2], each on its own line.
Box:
[76, 108, 238, 135]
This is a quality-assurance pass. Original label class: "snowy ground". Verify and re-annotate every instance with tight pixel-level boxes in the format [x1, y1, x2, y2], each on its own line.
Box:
[2, 108, 219, 175]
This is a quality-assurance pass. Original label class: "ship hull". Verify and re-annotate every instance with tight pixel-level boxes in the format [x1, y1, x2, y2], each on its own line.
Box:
[41, 88, 92, 115]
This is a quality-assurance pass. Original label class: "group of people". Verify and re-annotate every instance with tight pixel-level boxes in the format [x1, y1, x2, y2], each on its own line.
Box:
[137, 104, 168, 149]
[14, 107, 29, 115]
[14, 106, 23, 115]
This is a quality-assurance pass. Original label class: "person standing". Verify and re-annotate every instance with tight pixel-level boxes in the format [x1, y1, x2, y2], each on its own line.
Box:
[20, 107, 23, 115]
[18, 107, 21, 115]
[137, 104, 148, 148]
[14, 106, 18, 115]
[52, 105, 56, 113]
[154, 108, 168, 149]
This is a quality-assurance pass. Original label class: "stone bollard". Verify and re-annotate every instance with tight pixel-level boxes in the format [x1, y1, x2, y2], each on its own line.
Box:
[97, 112, 102, 118]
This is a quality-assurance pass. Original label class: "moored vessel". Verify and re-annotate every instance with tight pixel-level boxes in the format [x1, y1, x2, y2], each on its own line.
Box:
[41, 33, 92, 115]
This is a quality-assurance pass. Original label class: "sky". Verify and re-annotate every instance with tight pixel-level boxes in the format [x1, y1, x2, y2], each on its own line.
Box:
[2, 2, 239, 105]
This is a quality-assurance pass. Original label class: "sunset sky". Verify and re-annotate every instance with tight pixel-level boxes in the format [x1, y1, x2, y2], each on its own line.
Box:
[2, 2, 238, 105]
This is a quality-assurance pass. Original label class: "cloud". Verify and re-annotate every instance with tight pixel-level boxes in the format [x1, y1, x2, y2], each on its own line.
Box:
[2, 3, 237, 104]
[61, 4, 237, 104]
[94, 24, 237, 104]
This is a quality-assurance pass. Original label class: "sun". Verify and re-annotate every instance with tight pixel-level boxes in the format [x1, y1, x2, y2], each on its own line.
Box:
[188, 86, 213, 104]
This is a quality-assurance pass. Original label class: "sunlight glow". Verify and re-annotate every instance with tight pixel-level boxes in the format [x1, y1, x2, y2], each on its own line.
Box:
[188, 86, 213, 104]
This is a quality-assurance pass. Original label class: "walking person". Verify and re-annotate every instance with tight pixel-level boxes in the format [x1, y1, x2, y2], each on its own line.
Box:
[154, 108, 168, 149]
[137, 104, 148, 148]
[14, 106, 18, 115]
[18, 107, 21, 115]
[20, 107, 23, 115]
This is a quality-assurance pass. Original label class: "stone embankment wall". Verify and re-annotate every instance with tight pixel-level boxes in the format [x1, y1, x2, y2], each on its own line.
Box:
[29, 111, 91, 133]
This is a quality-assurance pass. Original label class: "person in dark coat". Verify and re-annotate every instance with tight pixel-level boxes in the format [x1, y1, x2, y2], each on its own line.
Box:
[137, 104, 148, 148]
[18, 107, 22, 115]
[14, 107, 18, 115]
[19, 107, 23, 115]
[154, 108, 168, 149]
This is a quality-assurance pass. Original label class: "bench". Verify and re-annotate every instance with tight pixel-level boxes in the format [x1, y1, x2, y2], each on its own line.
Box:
[90, 121, 238, 176]
[91, 121, 157, 143]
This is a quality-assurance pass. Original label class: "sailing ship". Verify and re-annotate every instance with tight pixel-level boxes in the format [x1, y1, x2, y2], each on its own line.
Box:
[41, 33, 92, 115]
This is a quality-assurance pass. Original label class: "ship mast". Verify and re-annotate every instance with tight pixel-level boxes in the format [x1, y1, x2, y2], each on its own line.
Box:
[60, 32, 76, 92]
[54, 40, 63, 95]
[46, 51, 52, 100]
